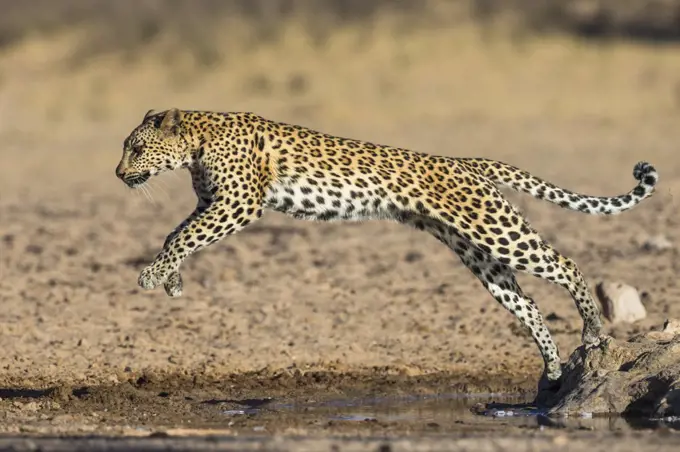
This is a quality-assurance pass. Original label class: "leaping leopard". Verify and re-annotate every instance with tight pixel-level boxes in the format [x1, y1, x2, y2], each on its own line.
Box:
[115, 108, 658, 385]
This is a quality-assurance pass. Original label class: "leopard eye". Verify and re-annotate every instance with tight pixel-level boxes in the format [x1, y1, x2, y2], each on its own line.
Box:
[130, 144, 143, 157]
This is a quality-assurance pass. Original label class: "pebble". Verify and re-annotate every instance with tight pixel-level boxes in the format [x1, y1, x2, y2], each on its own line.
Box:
[663, 319, 680, 335]
[636, 234, 673, 252]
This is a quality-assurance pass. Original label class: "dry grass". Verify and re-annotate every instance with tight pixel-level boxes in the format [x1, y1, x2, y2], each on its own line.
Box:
[0, 1, 679, 163]
[3, 23, 679, 128]
[0, 0, 456, 64]
[1, 0, 680, 65]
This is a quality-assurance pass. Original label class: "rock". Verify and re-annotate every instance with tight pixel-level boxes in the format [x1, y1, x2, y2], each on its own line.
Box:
[538, 319, 680, 417]
[635, 234, 673, 252]
[646, 319, 680, 342]
[545, 312, 565, 322]
[595, 281, 646, 324]
[663, 318, 680, 335]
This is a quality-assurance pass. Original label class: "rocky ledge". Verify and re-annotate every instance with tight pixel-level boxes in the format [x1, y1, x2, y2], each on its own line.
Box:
[539, 319, 680, 418]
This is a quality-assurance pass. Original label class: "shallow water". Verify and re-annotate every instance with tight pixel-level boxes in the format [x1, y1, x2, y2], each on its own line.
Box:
[221, 393, 680, 432]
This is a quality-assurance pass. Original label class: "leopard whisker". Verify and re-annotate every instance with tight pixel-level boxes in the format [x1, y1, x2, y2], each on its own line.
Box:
[151, 178, 171, 201]
[139, 183, 156, 205]
[148, 180, 170, 202]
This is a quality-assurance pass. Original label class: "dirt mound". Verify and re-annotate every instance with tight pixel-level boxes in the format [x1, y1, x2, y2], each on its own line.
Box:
[540, 319, 680, 417]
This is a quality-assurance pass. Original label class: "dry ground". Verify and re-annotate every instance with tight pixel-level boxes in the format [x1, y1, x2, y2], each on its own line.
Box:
[1, 19, 680, 445]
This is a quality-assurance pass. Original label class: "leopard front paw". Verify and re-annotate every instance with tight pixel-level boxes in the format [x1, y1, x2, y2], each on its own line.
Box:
[138, 265, 169, 290]
[164, 272, 183, 298]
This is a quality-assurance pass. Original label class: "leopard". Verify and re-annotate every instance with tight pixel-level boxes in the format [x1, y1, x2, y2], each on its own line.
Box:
[115, 108, 658, 387]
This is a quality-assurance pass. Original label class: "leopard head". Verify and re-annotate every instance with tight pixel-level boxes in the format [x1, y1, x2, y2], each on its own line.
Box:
[115, 108, 192, 188]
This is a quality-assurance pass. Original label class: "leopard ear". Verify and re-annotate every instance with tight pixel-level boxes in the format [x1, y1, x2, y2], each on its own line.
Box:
[143, 109, 156, 120]
[159, 108, 183, 135]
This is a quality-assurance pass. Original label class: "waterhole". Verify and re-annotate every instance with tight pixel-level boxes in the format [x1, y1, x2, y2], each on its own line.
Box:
[221, 393, 680, 432]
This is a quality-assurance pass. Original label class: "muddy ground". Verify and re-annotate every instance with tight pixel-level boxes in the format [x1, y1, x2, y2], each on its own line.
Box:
[1, 13, 680, 449]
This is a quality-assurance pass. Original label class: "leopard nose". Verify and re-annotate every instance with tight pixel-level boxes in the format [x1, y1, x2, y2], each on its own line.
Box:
[115, 164, 126, 180]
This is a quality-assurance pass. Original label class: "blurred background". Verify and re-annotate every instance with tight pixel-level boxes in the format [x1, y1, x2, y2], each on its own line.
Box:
[1, 0, 680, 188]
[1, 0, 680, 386]
[2, 0, 680, 174]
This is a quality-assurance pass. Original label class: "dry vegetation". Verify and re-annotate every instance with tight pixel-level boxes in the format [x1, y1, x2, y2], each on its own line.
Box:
[2, 1, 680, 61]
[0, 0, 454, 62]
[1, 0, 679, 135]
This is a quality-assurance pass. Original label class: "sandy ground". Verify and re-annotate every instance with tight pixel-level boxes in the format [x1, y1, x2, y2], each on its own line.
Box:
[1, 24, 680, 446]
[2, 432, 680, 452]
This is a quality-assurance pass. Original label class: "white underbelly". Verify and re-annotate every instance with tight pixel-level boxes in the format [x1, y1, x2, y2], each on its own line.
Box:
[264, 183, 391, 222]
